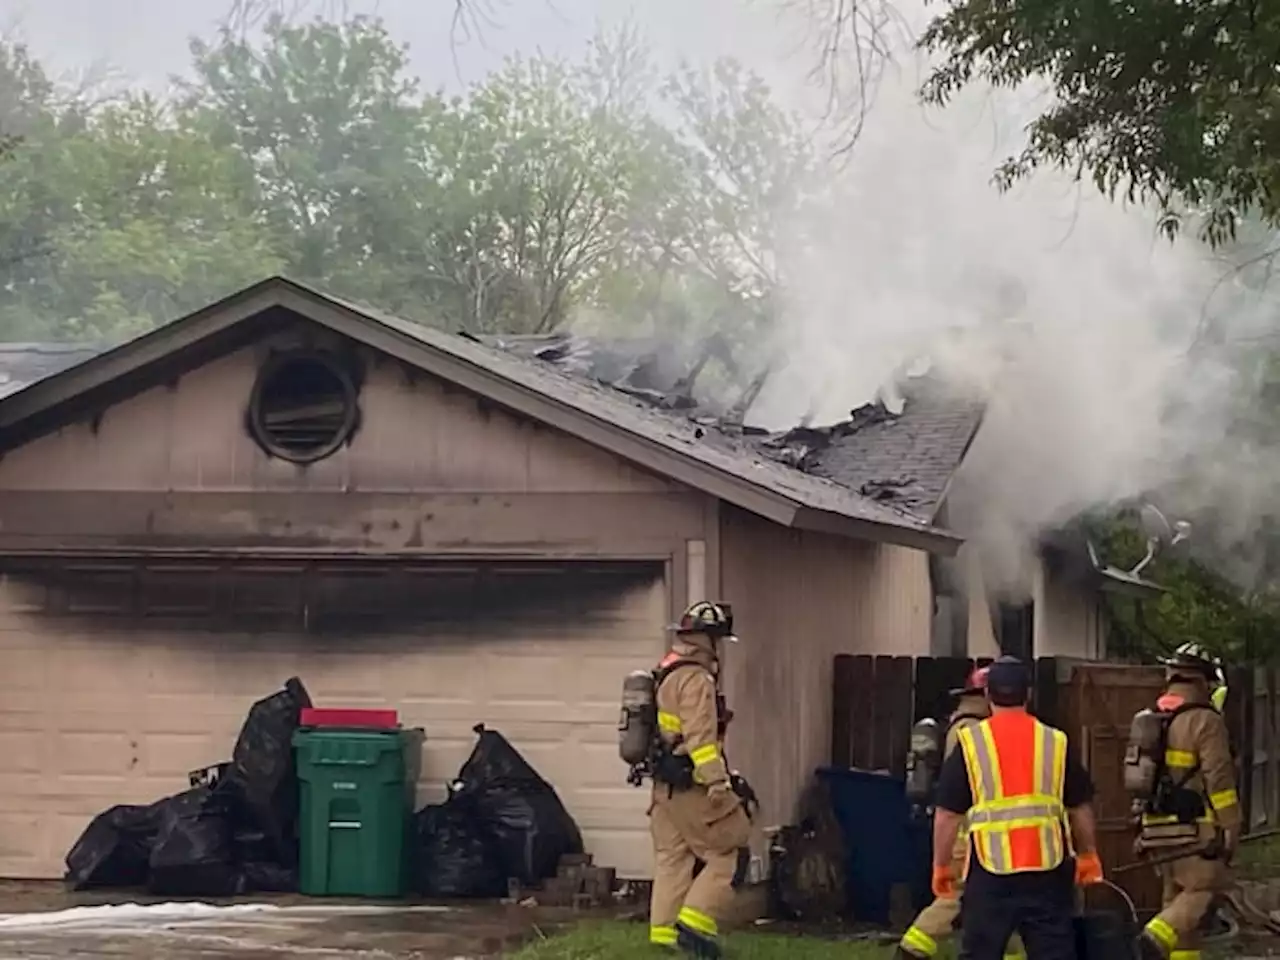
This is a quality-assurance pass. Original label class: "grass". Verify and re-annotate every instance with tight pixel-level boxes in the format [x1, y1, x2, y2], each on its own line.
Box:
[508, 920, 897, 960]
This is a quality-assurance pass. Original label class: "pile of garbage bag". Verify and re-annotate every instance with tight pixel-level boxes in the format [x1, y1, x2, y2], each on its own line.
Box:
[65, 677, 311, 895]
[410, 723, 583, 898]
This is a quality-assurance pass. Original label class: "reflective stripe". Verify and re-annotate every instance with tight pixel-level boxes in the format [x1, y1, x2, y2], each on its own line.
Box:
[657, 711, 682, 733]
[1145, 917, 1178, 951]
[958, 716, 1067, 875]
[1142, 813, 1213, 825]
[677, 906, 717, 937]
[1171, 951, 1201, 960]
[689, 743, 720, 767]
[901, 926, 938, 957]
[650, 925, 678, 946]
[1165, 749, 1196, 768]
[1005, 954, 1026, 960]
[1210, 788, 1239, 809]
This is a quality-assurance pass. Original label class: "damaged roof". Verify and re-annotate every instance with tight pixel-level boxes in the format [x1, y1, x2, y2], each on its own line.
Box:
[0, 278, 972, 555]
[478, 332, 984, 523]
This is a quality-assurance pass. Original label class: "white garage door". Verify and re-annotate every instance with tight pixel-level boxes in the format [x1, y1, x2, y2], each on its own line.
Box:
[0, 560, 667, 880]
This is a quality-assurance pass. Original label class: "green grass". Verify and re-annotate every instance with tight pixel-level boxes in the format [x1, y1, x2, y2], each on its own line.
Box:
[509, 920, 896, 960]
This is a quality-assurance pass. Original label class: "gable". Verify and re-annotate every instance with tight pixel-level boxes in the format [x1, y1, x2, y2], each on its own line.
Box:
[0, 326, 679, 497]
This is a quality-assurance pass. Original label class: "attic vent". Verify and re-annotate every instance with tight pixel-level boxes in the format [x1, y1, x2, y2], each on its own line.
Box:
[249, 352, 358, 464]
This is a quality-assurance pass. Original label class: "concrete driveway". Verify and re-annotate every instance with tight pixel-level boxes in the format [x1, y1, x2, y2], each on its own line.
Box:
[0, 888, 584, 959]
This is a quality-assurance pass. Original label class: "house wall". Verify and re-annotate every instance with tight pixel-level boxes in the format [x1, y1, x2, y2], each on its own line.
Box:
[716, 506, 932, 831]
[960, 547, 1108, 660]
[0, 327, 711, 608]
[1035, 567, 1107, 659]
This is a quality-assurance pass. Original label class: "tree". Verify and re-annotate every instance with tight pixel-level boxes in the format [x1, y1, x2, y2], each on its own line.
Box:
[1099, 512, 1280, 664]
[0, 94, 280, 341]
[186, 14, 434, 310]
[912, 0, 1280, 246]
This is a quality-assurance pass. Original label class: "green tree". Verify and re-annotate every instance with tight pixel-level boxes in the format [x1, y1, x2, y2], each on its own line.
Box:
[912, 0, 1280, 245]
[186, 14, 434, 309]
[0, 94, 280, 341]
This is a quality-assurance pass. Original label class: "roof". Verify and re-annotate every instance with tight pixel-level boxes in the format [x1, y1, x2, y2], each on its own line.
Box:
[0, 343, 104, 399]
[0, 277, 964, 555]
[481, 332, 984, 523]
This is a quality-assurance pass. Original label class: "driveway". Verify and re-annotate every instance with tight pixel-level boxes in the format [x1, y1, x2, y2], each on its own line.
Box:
[0, 891, 584, 959]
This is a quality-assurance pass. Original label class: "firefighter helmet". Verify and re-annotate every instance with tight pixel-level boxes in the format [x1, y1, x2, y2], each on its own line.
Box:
[1160, 641, 1220, 677]
[671, 601, 736, 641]
[949, 665, 989, 698]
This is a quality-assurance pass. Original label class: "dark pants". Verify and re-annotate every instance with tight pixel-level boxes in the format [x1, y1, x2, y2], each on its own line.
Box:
[960, 867, 1077, 960]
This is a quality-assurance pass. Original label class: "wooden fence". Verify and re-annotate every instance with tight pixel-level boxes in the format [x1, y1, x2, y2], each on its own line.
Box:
[830, 656, 1280, 913]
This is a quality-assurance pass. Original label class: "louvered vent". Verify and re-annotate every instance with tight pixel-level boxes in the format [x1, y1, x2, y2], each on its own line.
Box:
[249, 352, 357, 463]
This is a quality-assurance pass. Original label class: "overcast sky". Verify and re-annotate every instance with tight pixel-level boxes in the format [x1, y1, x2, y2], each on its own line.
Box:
[0, 0, 815, 100]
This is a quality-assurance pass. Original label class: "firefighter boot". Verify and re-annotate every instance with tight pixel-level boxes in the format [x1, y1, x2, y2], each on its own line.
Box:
[677, 922, 722, 959]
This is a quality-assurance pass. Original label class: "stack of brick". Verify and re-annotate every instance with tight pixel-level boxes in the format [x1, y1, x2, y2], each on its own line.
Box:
[510, 853, 618, 908]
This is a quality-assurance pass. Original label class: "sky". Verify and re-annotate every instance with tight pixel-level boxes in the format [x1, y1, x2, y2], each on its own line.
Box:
[0, 0, 804, 98]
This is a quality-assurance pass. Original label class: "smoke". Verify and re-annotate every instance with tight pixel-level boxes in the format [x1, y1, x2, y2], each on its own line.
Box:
[735, 1, 1272, 597]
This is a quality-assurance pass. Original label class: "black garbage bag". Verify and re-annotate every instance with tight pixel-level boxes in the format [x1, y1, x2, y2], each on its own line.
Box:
[229, 827, 298, 893]
[455, 724, 583, 887]
[224, 677, 311, 867]
[64, 804, 159, 891]
[148, 787, 243, 897]
[240, 860, 298, 893]
[411, 799, 507, 899]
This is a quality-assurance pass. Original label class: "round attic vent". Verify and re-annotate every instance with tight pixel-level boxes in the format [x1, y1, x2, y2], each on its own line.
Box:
[248, 352, 358, 464]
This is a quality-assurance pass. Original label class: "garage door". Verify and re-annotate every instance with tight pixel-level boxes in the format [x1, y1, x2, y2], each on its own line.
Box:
[0, 560, 667, 880]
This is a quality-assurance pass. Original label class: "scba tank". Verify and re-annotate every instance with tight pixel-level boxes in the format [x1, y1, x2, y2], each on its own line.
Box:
[618, 669, 657, 765]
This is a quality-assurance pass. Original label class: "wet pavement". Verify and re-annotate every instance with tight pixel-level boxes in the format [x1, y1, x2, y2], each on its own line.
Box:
[0, 884, 592, 959]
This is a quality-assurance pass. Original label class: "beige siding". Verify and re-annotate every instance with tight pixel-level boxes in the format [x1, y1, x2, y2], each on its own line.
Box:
[716, 507, 932, 832]
[1035, 566, 1107, 658]
[0, 338, 676, 495]
[0, 330, 711, 561]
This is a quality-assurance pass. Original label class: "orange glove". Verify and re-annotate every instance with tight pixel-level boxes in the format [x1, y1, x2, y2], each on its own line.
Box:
[932, 865, 957, 899]
[1075, 851, 1104, 886]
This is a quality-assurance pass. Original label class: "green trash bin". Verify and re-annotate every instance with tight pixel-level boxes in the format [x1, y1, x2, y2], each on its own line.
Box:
[293, 727, 424, 897]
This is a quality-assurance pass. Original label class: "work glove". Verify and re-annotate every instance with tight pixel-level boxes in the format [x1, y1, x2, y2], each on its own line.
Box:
[707, 780, 738, 817]
[1074, 851, 1104, 886]
[931, 865, 957, 900]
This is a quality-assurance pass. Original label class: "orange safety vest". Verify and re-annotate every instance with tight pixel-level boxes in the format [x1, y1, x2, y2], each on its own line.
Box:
[957, 710, 1069, 875]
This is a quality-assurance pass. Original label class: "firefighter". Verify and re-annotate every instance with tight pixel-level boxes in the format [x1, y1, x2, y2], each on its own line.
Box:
[931, 656, 1103, 960]
[899, 667, 1025, 960]
[648, 601, 751, 958]
[1137, 643, 1240, 960]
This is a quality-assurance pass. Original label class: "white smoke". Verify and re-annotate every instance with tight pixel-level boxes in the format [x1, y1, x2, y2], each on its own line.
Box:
[733, 2, 1269, 596]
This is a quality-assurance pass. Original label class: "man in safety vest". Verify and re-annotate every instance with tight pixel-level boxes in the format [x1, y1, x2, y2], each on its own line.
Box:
[931, 656, 1102, 960]
[898, 667, 1025, 960]
[648, 601, 751, 958]
[1138, 643, 1240, 960]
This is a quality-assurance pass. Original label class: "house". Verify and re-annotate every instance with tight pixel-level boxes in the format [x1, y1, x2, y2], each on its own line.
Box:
[0, 278, 1140, 882]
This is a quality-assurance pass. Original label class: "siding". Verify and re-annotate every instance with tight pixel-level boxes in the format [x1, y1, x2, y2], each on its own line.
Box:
[717, 506, 932, 826]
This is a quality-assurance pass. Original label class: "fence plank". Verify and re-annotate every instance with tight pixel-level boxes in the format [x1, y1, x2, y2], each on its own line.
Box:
[879, 656, 914, 776]
[831, 654, 858, 767]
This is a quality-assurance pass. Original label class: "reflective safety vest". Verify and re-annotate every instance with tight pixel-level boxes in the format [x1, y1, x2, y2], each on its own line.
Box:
[957, 711, 1069, 875]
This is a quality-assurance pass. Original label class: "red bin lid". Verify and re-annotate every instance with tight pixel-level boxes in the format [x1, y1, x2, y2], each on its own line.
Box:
[300, 707, 399, 730]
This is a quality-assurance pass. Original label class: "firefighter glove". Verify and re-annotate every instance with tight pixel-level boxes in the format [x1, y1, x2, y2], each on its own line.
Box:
[1075, 851, 1104, 886]
[707, 780, 737, 814]
[931, 865, 957, 899]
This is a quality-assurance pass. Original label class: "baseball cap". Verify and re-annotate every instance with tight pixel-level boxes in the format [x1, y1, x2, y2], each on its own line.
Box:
[986, 656, 1030, 706]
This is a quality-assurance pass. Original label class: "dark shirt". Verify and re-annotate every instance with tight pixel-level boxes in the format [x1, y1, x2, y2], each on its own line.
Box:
[935, 718, 1094, 898]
